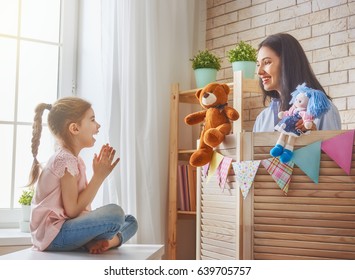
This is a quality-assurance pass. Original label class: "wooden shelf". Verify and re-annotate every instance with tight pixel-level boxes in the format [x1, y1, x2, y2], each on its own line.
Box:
[178, 149, 195, 161]
[168, 83, 199, 260]
[178, 149, 195, 154]
[168, 74, 261, 260]
[194, 72, 262, 260]
[178, 210, 196, 216]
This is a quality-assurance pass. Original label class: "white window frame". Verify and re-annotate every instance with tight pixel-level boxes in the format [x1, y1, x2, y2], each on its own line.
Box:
[0, 0, 78, 228]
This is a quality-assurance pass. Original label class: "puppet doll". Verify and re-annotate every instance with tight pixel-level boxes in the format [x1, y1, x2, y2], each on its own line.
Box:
[270, 83, 331, 163]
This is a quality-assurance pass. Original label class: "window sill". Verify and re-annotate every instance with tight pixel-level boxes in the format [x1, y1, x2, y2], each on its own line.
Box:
[0, 228, 32, 246]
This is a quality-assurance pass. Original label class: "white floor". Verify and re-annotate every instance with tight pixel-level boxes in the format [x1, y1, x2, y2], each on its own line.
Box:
[0, 244, 164, 260]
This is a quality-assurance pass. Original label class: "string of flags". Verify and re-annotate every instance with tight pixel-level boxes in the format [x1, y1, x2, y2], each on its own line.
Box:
[201, 130, 355, 198]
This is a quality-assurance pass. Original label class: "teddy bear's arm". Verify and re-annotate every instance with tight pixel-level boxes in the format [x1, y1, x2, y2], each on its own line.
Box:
[224, 106, 239, 121]
[184, 111, 207, 125]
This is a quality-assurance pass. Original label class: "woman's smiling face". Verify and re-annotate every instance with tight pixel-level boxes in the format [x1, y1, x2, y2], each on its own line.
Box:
[256, 46, 282, 94]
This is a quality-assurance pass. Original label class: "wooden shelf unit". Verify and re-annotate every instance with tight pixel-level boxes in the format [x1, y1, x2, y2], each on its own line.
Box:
[167, 83, 198, 260]
[194, 72, 262, 260]
[167, 71, 261, 260]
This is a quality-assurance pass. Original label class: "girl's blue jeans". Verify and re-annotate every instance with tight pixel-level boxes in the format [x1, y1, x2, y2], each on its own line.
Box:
[46, 203, 138, 251]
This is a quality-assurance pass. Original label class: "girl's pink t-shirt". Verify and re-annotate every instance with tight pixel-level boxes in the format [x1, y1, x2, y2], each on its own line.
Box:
[30, 147, 88, 251]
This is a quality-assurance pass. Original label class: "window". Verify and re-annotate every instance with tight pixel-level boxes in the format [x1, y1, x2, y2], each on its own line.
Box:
[0, 0, 78, 227]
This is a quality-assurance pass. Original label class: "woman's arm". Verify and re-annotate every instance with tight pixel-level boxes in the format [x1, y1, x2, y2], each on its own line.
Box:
[315, 102, 342, 130]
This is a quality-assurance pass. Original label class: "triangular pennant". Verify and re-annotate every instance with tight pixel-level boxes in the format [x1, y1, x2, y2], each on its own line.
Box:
[261, 157, 294, 194]
[321, 130, 355, 175]
[206, 151, 224, 182]
[202, 163, 210, 178]
[232, 160, 261, 199]
[217, 157, 233, 190]
[293, 141, 322, 183]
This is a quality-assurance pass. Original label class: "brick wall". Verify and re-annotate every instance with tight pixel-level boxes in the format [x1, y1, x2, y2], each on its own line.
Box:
[206, 0, 355, 129]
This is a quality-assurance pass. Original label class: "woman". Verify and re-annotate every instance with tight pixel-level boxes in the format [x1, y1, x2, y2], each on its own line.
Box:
[253, 33, 341, 132]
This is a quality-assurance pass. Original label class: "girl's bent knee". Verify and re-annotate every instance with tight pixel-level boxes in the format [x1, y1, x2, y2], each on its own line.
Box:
[107, 203, 125, 217]
[98, 204, 125, 226]
[127, 215, 138, 233]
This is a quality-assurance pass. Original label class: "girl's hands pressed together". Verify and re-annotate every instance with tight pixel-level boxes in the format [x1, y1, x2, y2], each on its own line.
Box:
[61, 144, 120, 218]
[93, 144, 120, 180]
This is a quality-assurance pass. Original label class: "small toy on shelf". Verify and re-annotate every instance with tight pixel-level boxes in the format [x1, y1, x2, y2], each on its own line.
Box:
[270, 83, 331, 163]
[184, 82, 239, 167]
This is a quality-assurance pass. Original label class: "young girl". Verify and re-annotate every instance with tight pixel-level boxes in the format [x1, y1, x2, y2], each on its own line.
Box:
[28, 96, 138, 254]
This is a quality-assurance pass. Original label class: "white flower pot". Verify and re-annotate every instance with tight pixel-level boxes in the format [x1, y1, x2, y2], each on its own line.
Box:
[19, 205, 31, 233]
[19, 221, 30, 233]
[21, 205, 31, 221]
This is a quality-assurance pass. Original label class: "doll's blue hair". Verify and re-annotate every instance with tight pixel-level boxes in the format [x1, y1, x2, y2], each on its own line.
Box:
[289, 83, 331, 118]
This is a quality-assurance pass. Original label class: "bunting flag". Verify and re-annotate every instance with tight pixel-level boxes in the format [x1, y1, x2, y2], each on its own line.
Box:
[232, 160, 261, 199]
[321, 130, 355, 175]
[206, 151, 224, 182]
[261, 157, 294, 194]
[217, 156, 233, 190]
[293, 141, 322, 183]
[201, 131, 354, 198]
[202, 163, 210, 178]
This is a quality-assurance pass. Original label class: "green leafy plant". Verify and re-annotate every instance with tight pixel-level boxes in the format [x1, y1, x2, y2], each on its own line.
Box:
[190, 50, 222, 70]
[227, 41, 257, 62]
[18, 188, 34, 206]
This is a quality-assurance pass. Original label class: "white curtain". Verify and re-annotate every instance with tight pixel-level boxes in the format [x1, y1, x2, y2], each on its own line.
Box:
[77, 0, 205, 245]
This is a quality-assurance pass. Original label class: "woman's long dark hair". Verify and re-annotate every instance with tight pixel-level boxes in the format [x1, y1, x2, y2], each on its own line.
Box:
[258, 33, 330, 111]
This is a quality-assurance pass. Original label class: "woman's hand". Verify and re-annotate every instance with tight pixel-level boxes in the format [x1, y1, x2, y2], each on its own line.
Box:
[92, 144, 120, 180]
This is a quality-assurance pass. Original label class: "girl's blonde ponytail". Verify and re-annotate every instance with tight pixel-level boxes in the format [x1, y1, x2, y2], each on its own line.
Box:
[27, 103, 52, 187]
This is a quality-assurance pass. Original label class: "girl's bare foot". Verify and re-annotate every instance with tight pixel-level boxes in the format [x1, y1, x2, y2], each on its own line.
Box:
[86, 235, 120, 254]
[86, 240, 110, 254]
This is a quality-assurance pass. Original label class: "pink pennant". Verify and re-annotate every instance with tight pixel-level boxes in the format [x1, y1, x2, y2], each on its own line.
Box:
[202, 163, 210, 178]
[321, 130, 355, 175]
[217, 157, 233, 190]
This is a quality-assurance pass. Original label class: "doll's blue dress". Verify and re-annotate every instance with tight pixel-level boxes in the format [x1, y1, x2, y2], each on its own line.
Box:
[274, 111, 303, 137]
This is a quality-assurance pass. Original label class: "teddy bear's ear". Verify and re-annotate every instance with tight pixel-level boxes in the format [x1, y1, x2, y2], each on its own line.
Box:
[220, 83, 230, 94]
[195, 89, 203, 99]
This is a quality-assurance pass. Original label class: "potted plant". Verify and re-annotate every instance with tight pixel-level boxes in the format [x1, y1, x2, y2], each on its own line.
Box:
[227, 41, 257, 79]
[18, 187, 34, 232]
[190, 49, 222, 88]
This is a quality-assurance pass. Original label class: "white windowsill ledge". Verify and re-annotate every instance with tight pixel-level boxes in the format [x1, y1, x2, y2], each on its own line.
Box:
[0, 228, 32, 246]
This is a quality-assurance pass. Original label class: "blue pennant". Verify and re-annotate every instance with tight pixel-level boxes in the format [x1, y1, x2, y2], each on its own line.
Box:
[293, 141, 322, 183]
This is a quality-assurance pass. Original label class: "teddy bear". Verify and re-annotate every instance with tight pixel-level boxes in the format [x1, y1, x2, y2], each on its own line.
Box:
[270, 83, 331, 163]
[184, 82, 239, 167]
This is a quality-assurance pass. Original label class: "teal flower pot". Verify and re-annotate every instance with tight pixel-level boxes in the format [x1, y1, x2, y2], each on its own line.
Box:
[194, 68, 218, 88]
[232, 61, 256, 79]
